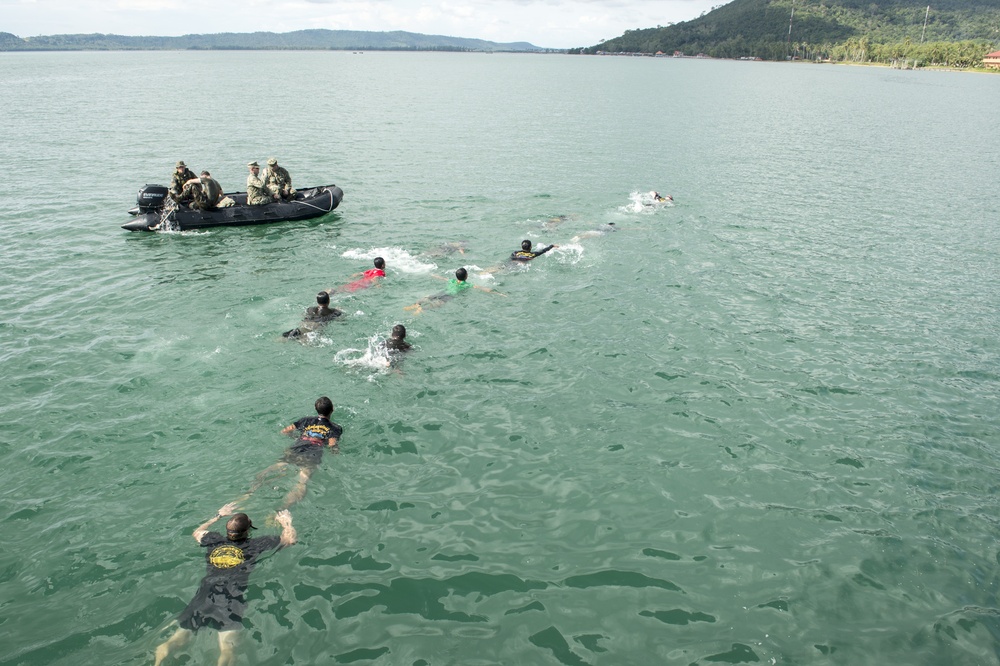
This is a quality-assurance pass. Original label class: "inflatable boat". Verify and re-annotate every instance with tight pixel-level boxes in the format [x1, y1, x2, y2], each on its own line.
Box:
[122, 183, 344, 232]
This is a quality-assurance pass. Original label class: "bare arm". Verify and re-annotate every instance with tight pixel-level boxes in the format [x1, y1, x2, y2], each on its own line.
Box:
[192, 501, 239, 542]
[473, 285, 505, 296]
[281, 424, 296, 436]
[327, 436, 339, 448]
[275, 509, 297, 547]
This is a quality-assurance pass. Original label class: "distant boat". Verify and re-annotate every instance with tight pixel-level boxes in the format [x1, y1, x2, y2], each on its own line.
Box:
[122, 183, 344, 232]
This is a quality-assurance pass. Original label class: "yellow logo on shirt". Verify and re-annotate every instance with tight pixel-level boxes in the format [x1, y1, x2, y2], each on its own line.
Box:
[209, 545, 245, 569]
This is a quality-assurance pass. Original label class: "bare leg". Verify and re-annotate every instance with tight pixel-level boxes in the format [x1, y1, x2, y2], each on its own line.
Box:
[235, 462, 291, 503]
[281, 467, 314, 509]
[217, 629, 240, 666]
[154, 627, 192, 666]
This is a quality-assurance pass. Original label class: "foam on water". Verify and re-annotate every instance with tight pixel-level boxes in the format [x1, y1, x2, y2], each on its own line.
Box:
[619, 189, 675, 214]
[333, 332, 394, 377]
[340, 246, 437, 274]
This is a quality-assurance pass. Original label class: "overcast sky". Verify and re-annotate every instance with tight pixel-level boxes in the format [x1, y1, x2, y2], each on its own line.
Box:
[2, 0, 724, 49]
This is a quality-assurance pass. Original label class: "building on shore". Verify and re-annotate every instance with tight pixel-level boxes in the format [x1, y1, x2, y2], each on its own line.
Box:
[985, 50, 1000, 69]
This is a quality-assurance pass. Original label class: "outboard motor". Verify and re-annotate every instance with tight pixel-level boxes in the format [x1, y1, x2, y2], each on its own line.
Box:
[136, 184, 169, 213]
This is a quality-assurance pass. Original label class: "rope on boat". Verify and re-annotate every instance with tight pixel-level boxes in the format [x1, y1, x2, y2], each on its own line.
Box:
[293, 188, 334, 213]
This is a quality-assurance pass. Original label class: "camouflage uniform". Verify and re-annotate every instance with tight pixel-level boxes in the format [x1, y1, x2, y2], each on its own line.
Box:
[263, 159, 294, 200]
[169, 162, 198, 202]
[246, 163, 273, 206]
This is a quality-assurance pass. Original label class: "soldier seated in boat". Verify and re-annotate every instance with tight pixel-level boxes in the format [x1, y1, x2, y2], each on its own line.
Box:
[246, 161, 274, 206]
[182, 171, 224, 211]
[169, 161, 198, 204]
[264, 158, 295, 201]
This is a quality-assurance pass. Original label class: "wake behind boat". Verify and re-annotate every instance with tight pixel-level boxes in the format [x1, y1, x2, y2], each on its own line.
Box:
[122, 183, 344, 232]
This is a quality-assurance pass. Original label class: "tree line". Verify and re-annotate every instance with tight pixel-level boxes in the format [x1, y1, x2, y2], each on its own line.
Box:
[574, 0, 1000, 66]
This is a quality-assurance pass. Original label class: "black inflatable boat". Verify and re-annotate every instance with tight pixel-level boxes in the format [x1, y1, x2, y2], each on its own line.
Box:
[123, 183, 344, 232]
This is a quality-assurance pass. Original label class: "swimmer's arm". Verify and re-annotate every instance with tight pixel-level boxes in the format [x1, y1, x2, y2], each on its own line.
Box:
[327, 436, 339, 448]
[193, 502, 238, 542]
[275, 509, 297, 547]
[536, 244, 557, 256]
[473, 285, 506, 296]
[281, 425, 297, 436]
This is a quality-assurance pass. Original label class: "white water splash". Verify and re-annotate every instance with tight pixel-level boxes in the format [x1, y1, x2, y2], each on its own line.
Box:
[619, 190, 675, 214]
[340, 247, 437, 274]
[333, 333, 393, 375]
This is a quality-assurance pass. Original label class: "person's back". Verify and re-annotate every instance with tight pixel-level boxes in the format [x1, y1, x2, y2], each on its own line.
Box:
[199, 172, 223, 208]
[284, 292, 342, 338]
[511, 239, 556, 262]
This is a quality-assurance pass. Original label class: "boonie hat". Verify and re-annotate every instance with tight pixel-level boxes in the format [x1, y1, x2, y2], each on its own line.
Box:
[267, 158, 278, 166]
[175, 161, 187, 168]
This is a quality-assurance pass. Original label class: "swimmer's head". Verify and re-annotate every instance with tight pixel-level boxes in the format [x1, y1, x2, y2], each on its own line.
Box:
[521, 240, 532, 251]
[316, 291, 330, 305]
[315, 396, 333, 417]
[391, 324, 406, 339]
[455, 267, 468, 281]
[226, 513, 256, 540]
[373, 257, 385, 269]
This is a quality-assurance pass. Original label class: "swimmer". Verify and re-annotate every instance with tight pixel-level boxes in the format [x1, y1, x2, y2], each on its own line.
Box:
[330, 257, 386, 294]
[383, 324, 412, 353]
[153, 505, 295, 666]
[241, 397, 343, 509]
[420, 241, 468, 258]
[652, 191, 673, 202]
[510, 239, 558, 262]
[404, 267, 502, 314]
[283, 291, 343, 339]
[571, 222, 617, 242]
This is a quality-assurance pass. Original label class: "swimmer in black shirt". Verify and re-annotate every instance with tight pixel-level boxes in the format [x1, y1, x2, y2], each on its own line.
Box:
[383, 324, 412, 353]
[153, 504, 295, 666]
[510, 239, 558, 262]
[283, 292, 343, 339]
[241, 397, 343, 509]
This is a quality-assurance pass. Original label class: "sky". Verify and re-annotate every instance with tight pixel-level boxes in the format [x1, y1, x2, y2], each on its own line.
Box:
[1, 0, 725, 49]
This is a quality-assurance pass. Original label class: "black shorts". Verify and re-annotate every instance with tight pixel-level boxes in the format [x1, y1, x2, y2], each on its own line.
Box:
[281, 442, 324, 468]
[178, 581, 245, 632]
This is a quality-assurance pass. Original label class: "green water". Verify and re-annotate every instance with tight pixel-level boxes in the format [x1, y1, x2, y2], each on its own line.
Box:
[3, 51, 1000, 665]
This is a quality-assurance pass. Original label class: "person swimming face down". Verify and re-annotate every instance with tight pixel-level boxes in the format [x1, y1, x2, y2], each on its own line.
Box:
[225, 513, 256, 542]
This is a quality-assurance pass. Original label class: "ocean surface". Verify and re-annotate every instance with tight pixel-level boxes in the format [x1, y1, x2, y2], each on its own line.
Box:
[2, 51, 1000, 666]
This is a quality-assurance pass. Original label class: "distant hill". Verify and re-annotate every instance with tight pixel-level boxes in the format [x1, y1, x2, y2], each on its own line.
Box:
[573, 0, 1000, 65]
[0, 29, 544, 52]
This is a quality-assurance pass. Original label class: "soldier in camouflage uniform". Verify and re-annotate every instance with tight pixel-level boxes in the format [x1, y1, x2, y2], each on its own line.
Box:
[263, 158, 295, 201]
[246, 161, 273, 206]
[184, 171, 224, 211]
[169, 161, 199, 204]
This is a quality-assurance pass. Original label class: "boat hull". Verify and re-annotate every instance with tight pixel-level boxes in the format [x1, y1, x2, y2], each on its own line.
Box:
[123, 184, 343, 232]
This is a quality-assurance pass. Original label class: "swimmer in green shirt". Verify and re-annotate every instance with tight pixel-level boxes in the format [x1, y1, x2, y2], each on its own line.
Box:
[405, 267, 502, 314]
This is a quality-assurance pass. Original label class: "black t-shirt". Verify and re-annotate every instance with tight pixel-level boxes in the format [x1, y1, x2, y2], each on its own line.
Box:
[304, 305, 342, 322]
[177, 532, 282, 631]
[384, 338, 412, 352]
[199, 532, 281, 587]
[292, 416, 343, 446]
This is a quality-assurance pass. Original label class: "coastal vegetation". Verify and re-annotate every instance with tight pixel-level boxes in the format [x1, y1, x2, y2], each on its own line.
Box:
[572, 0, 1000, 67]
